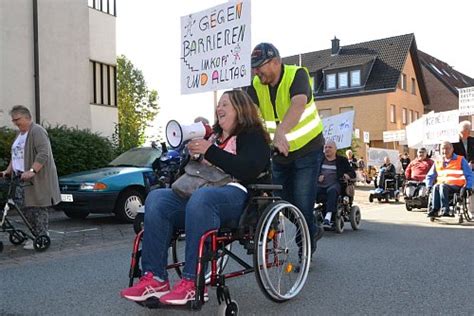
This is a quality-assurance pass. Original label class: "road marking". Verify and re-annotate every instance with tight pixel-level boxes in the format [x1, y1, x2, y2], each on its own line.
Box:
[49, 228, 99, 234]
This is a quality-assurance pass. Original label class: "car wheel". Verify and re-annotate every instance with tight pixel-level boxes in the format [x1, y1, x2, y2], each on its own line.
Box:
[115, 189, 144, 223]
[64, 209, 90, 219]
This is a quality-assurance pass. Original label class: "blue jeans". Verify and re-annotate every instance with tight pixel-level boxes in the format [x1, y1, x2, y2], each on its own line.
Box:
[432, 184, 461, 211]
[141, 186, 247, 280]
[272, 149, 323, 241]
[316, 183, 341, 216]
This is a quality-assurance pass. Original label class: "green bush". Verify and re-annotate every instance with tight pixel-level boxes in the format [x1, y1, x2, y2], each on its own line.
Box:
[0, 125, 115, 177]
[0, 127, 17, 170]
[48, 125, 115, 176]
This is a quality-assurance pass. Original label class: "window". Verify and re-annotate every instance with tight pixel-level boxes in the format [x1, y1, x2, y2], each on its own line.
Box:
[326, 74, 336, 90]
[310, 76, 316, 92]
[409, 110, 413, 123]
[339, 106, 353, 113]
[402, 108, 407, 125]
[411, 78, 416, 95]
[90, 60, 116, 106]
[338, 72, 348, 88]
[390, 104, 396, 123]
[350, 70, 361, 87]
[88, 0, 116, 16]
[318, 109, 332, 119]
[401, 73, 407, 91]
[414, 111, 419, 121]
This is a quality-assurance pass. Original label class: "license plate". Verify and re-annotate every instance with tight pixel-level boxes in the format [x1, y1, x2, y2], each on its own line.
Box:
[61, 194, 73, 202]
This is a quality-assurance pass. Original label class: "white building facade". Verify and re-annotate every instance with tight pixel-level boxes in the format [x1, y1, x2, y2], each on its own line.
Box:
[0, 0, 117, 138]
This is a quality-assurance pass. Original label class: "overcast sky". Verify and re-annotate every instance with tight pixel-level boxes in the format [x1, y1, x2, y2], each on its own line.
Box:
[117, 0, 474, 139]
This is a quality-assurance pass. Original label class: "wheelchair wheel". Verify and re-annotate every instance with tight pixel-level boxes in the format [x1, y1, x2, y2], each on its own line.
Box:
[254, 201, 310, 302]
[461, 198, 472, 222]
[171, 233, 231, 284]
[217, 300, 239, 316]
[369, 195, 374, 203]
[349, 206, 361, 230]
[334, 209, 344, 234]
[0, 241, 3, 253]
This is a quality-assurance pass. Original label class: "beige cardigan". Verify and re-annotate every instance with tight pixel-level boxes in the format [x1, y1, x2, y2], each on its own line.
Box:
[22, 123, 61, 207]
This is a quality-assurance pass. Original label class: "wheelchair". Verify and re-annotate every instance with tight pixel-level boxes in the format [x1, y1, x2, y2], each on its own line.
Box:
[314, 179, 361, 234]
[127, 184, 312, 314]
[404, 181, 429, 211]
[369, 174, 402, 203]
[427, 186, 473, 224]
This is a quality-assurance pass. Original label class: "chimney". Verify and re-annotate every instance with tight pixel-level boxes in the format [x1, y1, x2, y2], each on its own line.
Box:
[331, 36, 340, 55]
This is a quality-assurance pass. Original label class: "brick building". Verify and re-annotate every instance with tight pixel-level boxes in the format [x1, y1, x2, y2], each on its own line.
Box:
[283, 33, 428, 160]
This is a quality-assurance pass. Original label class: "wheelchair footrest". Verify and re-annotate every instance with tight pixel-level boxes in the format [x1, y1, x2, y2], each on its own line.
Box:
[136, 297, 204, 310]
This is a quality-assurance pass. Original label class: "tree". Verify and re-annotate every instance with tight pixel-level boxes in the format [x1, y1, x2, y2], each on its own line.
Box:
[115, 55, 159, 153]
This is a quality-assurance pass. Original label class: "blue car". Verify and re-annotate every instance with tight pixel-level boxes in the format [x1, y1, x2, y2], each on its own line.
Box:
[58, 147, 161, 223]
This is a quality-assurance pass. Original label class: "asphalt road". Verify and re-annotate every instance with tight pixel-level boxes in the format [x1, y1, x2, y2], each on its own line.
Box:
[1, 185, 473, 315]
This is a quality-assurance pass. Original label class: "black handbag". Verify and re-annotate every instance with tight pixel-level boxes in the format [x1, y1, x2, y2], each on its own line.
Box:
[171, 160, 232, 198]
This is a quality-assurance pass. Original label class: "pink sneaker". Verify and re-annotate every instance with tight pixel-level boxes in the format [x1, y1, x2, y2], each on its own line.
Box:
[159, 278, 209, 305]
[120, 272, 170, 302]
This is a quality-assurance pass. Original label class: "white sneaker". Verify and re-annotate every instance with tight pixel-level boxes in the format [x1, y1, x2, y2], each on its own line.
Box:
[23, 240, 34, 250]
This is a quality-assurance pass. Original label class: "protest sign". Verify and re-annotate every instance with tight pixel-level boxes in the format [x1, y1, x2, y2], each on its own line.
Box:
[322, 111, 355, 149]
[367, 147, 401, 171]
[422, 110, 459, 145]
[383, 130, 406, 143]
[363, 131, 370, 144]
[458, 86, 474, 116]
[180, 0, 251, 94]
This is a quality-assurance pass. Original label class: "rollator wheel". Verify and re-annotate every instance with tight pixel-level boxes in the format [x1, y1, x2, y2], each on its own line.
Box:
[33, 235, 51, 251]
[254, 201, 310, 302]
[171, 233, 232, 284]
[349, 206, 361, 230]
[217, 300, 239, 316]
[9, 230, 27, 245]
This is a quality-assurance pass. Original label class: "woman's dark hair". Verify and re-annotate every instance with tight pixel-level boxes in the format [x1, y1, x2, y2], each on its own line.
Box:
[212, 90, 271, 144]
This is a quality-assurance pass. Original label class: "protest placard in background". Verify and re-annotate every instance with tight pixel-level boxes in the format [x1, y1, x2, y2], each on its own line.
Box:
[322, 111, 355, 149]
[422, 110, 459, 145]
[458, 86, 474, 116]
[180, 0, 251, 94]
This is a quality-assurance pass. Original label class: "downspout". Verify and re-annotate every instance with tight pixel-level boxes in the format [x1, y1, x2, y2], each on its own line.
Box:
[32, 0, 40, 123]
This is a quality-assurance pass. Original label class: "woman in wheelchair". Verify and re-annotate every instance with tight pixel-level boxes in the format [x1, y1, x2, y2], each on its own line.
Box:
[425, 141, 473, 218]
[120, 90, 271, 305]
[316, 140, 356, 227]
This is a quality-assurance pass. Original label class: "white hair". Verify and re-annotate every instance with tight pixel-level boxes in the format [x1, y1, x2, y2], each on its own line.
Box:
[459, 120, 471, 131]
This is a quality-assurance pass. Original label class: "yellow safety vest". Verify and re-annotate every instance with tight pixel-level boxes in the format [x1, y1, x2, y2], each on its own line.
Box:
[253, 64, 323, 152]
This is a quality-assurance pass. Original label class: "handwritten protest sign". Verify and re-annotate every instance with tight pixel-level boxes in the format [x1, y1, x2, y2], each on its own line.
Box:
[422, 110, 459, 145]
[405, 117, 424, 148]
[180, 0, 251, 94]
[459, 86, 474, 116]
[383, 130, 406, 143]
[367, 147, 401, 172]
[322, 111, 354, 149]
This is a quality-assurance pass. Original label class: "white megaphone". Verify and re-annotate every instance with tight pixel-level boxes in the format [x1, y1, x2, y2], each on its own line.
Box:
[165, 120, 213, 148]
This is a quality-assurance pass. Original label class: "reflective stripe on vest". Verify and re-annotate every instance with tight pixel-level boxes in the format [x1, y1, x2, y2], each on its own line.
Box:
[253, 64, 323, 152]
[435, 155, 466, 186]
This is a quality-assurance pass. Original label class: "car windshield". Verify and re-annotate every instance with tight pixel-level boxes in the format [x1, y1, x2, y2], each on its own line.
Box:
[108, 147, 161, 168]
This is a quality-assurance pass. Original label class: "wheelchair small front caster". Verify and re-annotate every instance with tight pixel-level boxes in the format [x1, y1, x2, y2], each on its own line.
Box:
[34, 234, 51, 251]
[218, 300, 239, 316]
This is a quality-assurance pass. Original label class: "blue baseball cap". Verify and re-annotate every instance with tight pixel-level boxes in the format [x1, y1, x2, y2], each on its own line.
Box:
[251, 43, 280, 68]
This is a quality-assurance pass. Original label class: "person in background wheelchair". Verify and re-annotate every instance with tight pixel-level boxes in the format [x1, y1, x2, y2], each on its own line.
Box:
[120, 90, 271, 305]
[425, 141, 473, 218]
[316, 140, 356, 227]
[375, 156, 396, 193]
[404, 147, 433, 210]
